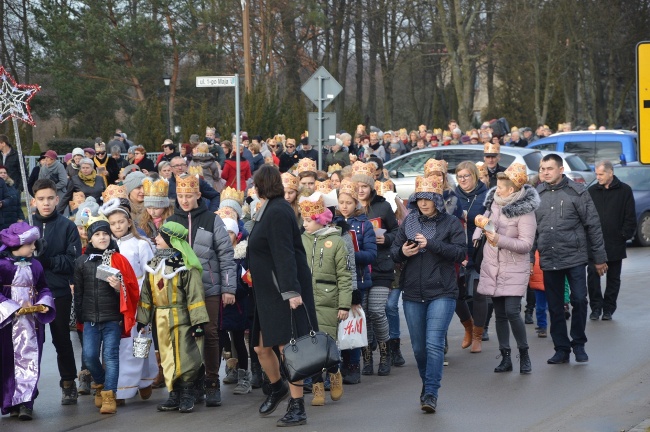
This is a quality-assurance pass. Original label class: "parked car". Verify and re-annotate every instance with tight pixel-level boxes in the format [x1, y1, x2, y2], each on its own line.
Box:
[539, 151, 595, 185]
[587, 162, 650, 247]
[527, 130, 638, 167]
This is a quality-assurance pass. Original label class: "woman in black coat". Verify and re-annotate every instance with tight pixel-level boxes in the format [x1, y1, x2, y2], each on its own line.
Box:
[0, 167, 23, 229]
[248, 165, 317, 427]
[57, 158, 106, 214]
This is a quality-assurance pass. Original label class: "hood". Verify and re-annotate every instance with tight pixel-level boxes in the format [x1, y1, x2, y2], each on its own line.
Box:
[173, 198, 208, 219]
[456, 180, 487, 200]
[233, 240, 248, 260]
[304, 226, 340, 241]
[484, 184, 540, 219]
[192, 153, 215, 162]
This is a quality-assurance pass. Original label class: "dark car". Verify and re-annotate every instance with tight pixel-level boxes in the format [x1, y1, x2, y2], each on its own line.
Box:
[588, 162, 650, 247]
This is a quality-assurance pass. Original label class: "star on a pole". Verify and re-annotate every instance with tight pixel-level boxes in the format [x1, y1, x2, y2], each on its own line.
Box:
[0, 66, 41, 126]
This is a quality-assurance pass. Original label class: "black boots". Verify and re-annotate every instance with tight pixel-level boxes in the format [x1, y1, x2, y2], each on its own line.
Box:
[494, 348, 513, 373]
[361, 346, 374, 376]
[524, 310, 534, 324]
[277, 397, 307, 427]
[259, 379, 289, 416]
[343, 363, 360, 384]
[179, 383, 195, 413]
[61, 380, 78, 405]
[389, 338, 406, 366]
[519, 348, 532, 374]
[377, 341, 391, 376]
[204, 379, 222, 407]
[250, 361, 263, 389]
[157, 388, 180, 411]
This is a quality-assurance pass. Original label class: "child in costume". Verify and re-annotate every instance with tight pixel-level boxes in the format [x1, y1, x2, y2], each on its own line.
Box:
[73, 214, 140, 414]
[136, 221, 209, 413]
[0, 222, 56, 421]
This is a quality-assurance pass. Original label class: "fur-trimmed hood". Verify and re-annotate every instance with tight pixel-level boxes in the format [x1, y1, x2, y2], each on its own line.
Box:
[233, 240, 248, 260]
[484, 184, 540, 219]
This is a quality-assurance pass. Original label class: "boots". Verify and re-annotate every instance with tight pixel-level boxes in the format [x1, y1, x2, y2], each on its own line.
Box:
[204, 379, 222, 407]
[277, 397, 307, 427]
[92, 383, 104, 408]
[519, 348, 532, 374]
[311, 382, 325, 406]
[461, 319, 474, 349]
[494, 348, 513, 373]
[139, 385, 153, 400]
[223, 358, 238, 384]
[100, 390, 117, 414]
[179, 383, 195, 413]
[259, 379, 289, 416]
[343, 363, 360, 384]
[250, 361, 263, 389]
[61, 380, 78, 405]
[78, 370, 92, 395]
[329, 371, 343, 401]
[157, 387, 180, 411]
[377, 341, 391, 376]
[470, 326, 484, 353]
[233, 369, 252, 395]
[361, 346, 374, 375]
[152, 351, 165, 389]
[389, 338, 406, 366]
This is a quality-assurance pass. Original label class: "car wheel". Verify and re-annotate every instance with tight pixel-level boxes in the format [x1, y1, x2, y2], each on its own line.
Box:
[637, 213, 650, 247]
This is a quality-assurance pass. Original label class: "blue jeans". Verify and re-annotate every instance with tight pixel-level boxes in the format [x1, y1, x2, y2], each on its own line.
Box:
[534, 290, 548, 330]
[386, 289, 401, 339]
[83, 321, 121, 392]
[403, 298, 456, 398]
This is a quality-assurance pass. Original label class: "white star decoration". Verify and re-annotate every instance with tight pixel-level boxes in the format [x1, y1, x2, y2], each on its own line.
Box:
[0, 66, 41, 126]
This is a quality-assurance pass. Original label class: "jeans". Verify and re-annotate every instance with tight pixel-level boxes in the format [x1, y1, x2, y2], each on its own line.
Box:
[543, 265, 588, 352]
[83, 321, 121, 392]
[534, 290, 548, 330]
[492, 296, 528, 350]
[386, 288, 401, 339]
[403, 298, 456, 398]
[587, 259, 623, 314]
[49, 295, 78, 386]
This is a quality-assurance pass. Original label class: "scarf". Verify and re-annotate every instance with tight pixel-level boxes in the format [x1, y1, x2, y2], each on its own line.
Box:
[78, 170, 97, 187]
[493, 186, 527, 208]
[405, 210, 441, 242]
[153, 217, 163, 228]
[134, 155, 144, 164]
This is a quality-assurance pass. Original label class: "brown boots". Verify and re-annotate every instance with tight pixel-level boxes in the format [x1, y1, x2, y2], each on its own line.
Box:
[461, 319, 474, 349]
[152, 351, 165, 389]
[100, 390, 117, 414]
[470, 326, 484, 353]
[92, 383, 104, 408]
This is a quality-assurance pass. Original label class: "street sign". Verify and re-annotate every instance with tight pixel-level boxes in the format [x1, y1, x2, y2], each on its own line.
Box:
[301, 66, 342, 109]
[308, 112, 337, 148]
[637, 42, 650, 164]
[196, 76, 237, 87]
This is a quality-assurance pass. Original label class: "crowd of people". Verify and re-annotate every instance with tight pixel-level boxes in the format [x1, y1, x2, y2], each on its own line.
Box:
[0, 119, 636, 425]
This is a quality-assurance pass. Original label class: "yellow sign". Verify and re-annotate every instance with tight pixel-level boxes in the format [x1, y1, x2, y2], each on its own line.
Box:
[638, 42, 650, 164]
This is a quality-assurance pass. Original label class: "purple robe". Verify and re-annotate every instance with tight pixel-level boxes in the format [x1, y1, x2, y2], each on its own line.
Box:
[0, 255, 55, 414]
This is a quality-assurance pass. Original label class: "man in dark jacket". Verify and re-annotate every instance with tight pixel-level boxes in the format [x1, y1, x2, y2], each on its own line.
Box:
[168, 156, 220, 211]
[167, 173, 236, 408]
[297, 137, 318, 162]
[31, 179, 82, 405]
[587, 160, 636, 321]
[0, 134, 24, 191]
[483, 142, 506, 188]
[535, 154, 607, 365]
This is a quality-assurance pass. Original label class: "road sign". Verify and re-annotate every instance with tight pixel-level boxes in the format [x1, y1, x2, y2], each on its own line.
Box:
[637, 42, 650, 164]
[308, 112, 337, 148]
[301, 66, 342, 109]
[196, 76, 237, 87]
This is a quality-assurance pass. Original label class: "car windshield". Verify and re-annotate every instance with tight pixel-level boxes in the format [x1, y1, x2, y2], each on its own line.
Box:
[614, 167, 650, 190]
[387, 152, 434, 177]
[565, 155, 591, 172]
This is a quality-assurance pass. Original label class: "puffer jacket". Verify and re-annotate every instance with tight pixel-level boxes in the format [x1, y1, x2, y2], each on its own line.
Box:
[168, 200, 237, 297]
[456, 181, 488, 266]
[534, 175, 607, 271]
[391, 210, 466, 302]
[302, 227, 353, 339]
[333, 213, 377, 291]
[190, 152, 221, 189]
[474, 185, 539, 297]
[73, 253, 123, 323]
[366, 192, 399, 288]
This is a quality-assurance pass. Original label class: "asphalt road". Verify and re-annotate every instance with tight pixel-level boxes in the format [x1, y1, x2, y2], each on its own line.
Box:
[4, 246, 650, 432]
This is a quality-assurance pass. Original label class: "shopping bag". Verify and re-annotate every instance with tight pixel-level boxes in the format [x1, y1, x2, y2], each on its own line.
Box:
[337, 308, 368, 350]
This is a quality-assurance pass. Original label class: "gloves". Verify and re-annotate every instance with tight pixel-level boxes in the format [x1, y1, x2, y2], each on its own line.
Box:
[191, 324, 205, 338]
[137, 322, 147, 332]
[34, 238, 47, 257]
[351, 289, 363, 306]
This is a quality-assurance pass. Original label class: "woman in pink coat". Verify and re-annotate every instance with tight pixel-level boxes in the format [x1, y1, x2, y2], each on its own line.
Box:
[473, 163, 540, 375]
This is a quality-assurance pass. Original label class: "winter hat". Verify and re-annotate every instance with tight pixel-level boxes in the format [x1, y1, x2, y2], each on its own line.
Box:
[44, 150, 58, 160]
[142, 174, 171, 208]
[74, 197, 100, 226]
[222, 217, 239, 236]
[83, 147, 96, 156]
[64, 153, 73, 163]
[219, 200, 243, 219]
[86, 214, 111, 239]
[0, 222, 40, 251]
[99, 197, 132, 219]
[460, 135, 471, 143]
[123, 171, 146, 196]
[72, 147, 85, 157]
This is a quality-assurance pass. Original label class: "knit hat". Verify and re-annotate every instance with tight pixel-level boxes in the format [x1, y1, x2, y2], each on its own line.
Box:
[219, 200, 243, 218]
[350, 161, 374, 188]
[142, 175, 171, 208]
[74, 197, 100, 226]
[86, 214, 111, 239]
[72, 147, 84, 157]
[123, 171, 146, 196]
[44, 150, 58, 160]
[64, 153, 73, 163]
[222, 217, 239, 236]
[83, 147, 96, 156]
[0, 222, 40, 251]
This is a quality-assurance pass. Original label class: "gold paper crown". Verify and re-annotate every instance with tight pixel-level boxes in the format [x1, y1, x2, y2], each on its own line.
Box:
[374, 180, 394, 196]
[84, 213, 108, 229]
[433, 128, 442, 135]
[351, 161, 373, 178]
[475, 161, 488, 177]
[142, 176, 170, 198]
[327, 163, 342, 174]
[296, 158, 317, 173]
[221, 186, 245, 205]
[188, 165, 204, 177]
[443, 130, 452, 138]
[298, 194, 325, 219]
[70, 191, 86, 211]
[338, 179, 358, 201]
[503, 163, 528, 189]
[216, 207, 238, 221]
[281, 172, 299, 191]
[484, 142, 501, 155]
[175, 174, 200, 194]
[102, 184, 127, 203]
[315, 180, 332, 194]
[415, 176, 443, 195]
[424, 158, 448, 177]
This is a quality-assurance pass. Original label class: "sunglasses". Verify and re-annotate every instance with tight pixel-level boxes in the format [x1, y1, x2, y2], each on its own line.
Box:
[286, 145, 296, 148]
[96, 151, 106, 155]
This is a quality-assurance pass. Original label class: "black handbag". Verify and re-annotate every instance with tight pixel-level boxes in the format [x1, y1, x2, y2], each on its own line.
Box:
[282, 306, 341, 383]
[472, 232, 487, 273]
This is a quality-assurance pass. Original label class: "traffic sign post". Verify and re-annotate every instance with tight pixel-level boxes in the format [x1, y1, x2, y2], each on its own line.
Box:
[196, 74, 242, 189]
[637, 42, 650, 164]
[308, 112, 336, 148]
[301, 67, 343, 171]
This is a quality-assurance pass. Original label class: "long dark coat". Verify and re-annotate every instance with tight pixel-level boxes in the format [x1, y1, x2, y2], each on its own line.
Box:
[247, 196, 318, 347]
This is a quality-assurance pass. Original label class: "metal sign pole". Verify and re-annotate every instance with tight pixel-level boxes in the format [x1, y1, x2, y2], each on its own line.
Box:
[318, 75, 324, 171]
[235, 73, 241, 190]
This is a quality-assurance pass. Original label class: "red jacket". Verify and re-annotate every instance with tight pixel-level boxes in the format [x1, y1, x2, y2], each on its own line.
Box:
[221, 158, 252, 190]
[529, 251, 544, 291]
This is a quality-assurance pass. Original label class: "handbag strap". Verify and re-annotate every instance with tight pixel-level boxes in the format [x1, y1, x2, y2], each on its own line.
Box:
[289, 305, 316, 344]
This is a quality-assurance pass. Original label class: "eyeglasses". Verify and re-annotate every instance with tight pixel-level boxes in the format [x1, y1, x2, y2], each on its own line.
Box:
[457, 174, 472, 180]
[286, 145, 296, 148]
[96, 151, 106, 155]
[171, 163, 187, 168]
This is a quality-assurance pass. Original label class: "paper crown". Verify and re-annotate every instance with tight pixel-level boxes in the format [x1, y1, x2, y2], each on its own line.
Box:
[314, 180, 332, 194]
[484, 142, 501, 155]
[338, 179, 358, 201]
[215, 206, 238, 221]
[443, 130, 452, 138]
[503, 162, 528, 188]
[84, 213, 109, 229]
[415, 176, 443, 195]
[281, 172, 299, 191]
[424, 158, 448, 177]
[475, 161, 488, 177]
[298, 192, 326, 219]
[374, 180, 394, 196]
[142, 176, 169, 198]
[221, 186, 245, 205]
[69, 191, 86, 211]
[187, 165, 204, 177]
[296, 158, 317, 173]
[327, 163, 342, 174]
[102, 184, 127, 203]
[175, 174, 200, 194]
[351, 161, 373, 178]
[433, 128, 442, 135]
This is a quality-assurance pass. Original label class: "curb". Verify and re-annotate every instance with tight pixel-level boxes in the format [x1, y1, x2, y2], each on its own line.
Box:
[629, 419, 650, 432]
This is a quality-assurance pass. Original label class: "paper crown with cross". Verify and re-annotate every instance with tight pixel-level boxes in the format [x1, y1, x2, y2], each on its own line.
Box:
[102, 184, 127, 203]
[221, 186, 245, 205]
[503, 162, 528, 189]
[296, 158, 317, 173]
[415, 176, 443, 195]
[374, 180, 395, 197]
[424, 158, 448, 177]
[338, 179, 358, 201]
[484, 142, 501, 155]
[175, 174, 200, 194]
[298, 192, 326, 219]
[351, 161, 373, 178]
[281, 172, 300, 191]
